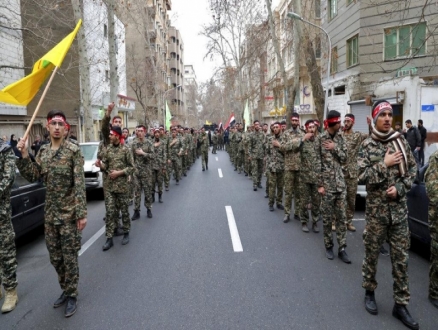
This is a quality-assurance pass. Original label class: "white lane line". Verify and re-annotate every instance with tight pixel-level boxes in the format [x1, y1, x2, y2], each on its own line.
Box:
[79, 226, 105, 256]
[225, 206, 243, 252]
[353, 218, 365, 221]
[215, 157, 218, 161]
[218, 168, 223, 178]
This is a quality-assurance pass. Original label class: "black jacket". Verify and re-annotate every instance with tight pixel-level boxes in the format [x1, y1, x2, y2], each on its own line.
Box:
[404, 126, 421, 150]
[418, 125, 427, 147]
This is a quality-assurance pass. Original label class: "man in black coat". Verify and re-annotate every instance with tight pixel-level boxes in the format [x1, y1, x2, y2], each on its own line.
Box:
[418, 119, 427, 167]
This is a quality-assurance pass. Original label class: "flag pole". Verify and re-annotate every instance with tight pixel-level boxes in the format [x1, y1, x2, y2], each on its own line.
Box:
[20, 66, 59, 149]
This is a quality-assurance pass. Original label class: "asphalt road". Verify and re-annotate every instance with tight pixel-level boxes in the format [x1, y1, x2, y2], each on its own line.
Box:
[2, 150, 437, 330]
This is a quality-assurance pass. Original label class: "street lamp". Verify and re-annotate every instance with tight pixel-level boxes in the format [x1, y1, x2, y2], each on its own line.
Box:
[287, 12, 331, 118]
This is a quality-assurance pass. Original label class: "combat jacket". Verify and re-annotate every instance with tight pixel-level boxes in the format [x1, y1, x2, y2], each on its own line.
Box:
[315, 130, 347, 193]
[16, 140, 87, 225]
[200, 133, 209, 152]
[300, 138, 319, 184]
[265, 133, 284, 172]
[131, 138, 153, 177]
[426, 150, 438, 205]
[280, 128, 304, 171]
[357, 137, 417, 209]
[101, 143, 134, 193]
[212, 134, 218, 145]
[248, 130, 265, 160]
[340, 130, 368, 179]
[151, 138, 167, 171]
[0, 145, 15, 202]
[169, 136, 184, 158]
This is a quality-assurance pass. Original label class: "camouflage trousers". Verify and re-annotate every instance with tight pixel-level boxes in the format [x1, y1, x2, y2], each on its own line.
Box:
[170, 156, 182, 181]
[321, 190, 347, 250]
[283, 170, 301, 216]
[429, 204, 438, 300]
[345, 176, 358, 225]
[193, 149, 197, 163]
[182, 154, 188, 175]
[251, 158, 263, 187]
[134, 175, 152, 211]
[106, 191, 131, 238]
[212, 143, 217, 154]
[268, 171, 284, 207]
[0, 203, 17, 291]
[362, 212, 410, 305]
[244, 152, 251, 176]
[201, 150, 208, 169]
[45, 221, 81, 297]
[164, 163, 170, 188]
[152, 169, 163, 194]
[300, 181, 320, 225]
[103, 173, 110, 218]
[234, 148, 242, 170]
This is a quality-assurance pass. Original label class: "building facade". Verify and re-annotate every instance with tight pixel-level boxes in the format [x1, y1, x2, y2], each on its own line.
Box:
[168, 26, 185, 122]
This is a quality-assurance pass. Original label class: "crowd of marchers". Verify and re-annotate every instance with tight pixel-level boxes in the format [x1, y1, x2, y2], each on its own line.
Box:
[222, 102, 436, 330]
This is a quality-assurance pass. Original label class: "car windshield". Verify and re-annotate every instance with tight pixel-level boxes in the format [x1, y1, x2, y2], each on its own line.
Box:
[80, 145, 98, 161]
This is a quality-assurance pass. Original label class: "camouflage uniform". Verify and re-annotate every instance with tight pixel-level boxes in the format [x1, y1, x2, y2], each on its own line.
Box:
[212, 133, 218, 154]
[98, 114, 112, 218]
[16, 140, 87, 298]
[341, 130, 368, 226]
[234, 131, 243, 171]
[248, 130, 265, 187]
[358, 135, 416, 305]
[169, 136, 184, 181]
[132, 138, 153, 213]
[280, 128, 304, 217]
[315, 131, 348, 250]
[229, 130, 235, 163]
[151, 138, 167, 195]
[243, 131, 252, 176]
[423, 150, 438, 301]
[200, 132, 209, 170]
[0, 145, 17, 292]
[300, 137, 320, 225]
[160, 134, 171, 189]
[101, 143, 134, 236]
[265, 133, 284, 206]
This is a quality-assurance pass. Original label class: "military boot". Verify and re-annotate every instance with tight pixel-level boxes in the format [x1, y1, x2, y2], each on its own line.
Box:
[147, 208, 153, 218]
[102, 238, 113, 251]
[65, 297, 77, 318]
[53, 292, 67, 308]
[392, 304, 419, 330]
[122, 233, 129, 245]
[131, 210, 140, 221]
[159, 193, 163, 203]
[364, 290, 378, 315]
[1, 288, 18, 313]
[152, 193, 155, 203]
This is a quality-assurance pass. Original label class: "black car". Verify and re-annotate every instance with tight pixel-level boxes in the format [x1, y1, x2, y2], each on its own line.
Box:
[407, 164, 431, 245]
[11, 170, 46, 238]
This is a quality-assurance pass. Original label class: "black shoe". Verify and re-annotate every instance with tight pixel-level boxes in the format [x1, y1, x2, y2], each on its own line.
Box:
[264, 194, 269, 198]
[283, 215, 290, 223]
[429, 297, 438, 309]
[392, 304, 419, 330]
[325, 247, 334, 260]
[65, 297, 77, 318]
[165, 186, 169, 191]
[234, 168, 237, 171]
[122, 233, 129, 245]
[113, 227, 124, 237]
[277, 204, 284, 210]
[159, 193, 163, 203]
[365, 290, 378, 315]
[380, 245, 389, 256]
[152, 194, 155, 203]
[269, 205, 274, 212]
[245, 173, 248, 176]
[202, 168, 205, 171]
[131, 210, 140, 221]
[53, 292, 67, 308]
[294, 214, 301, 221]
[176, 180, 179, 185]
[102, 238, 113, 251]
[206, 165, 208, 170]
[257, 183, 262, 189]
[147, 209, 153, 218]
[183, 173, 187, 177]
[253, 186, 257, 191]
[338, 249, 351, 264]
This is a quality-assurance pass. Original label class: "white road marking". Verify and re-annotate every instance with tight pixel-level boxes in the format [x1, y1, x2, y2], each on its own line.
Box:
[225, 206, 243, 252]
[79, 226, 105, 256]
[352, 218, 365, 221]
[218, 168, 223, 178]
[215, 157, 218, 161]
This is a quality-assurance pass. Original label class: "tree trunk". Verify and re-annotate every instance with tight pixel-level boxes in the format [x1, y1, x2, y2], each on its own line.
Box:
[71, 0, 93, 142]
[289, 0, 302, 123]
[305, 39, 324, 123]
[107, 0, 119, 117]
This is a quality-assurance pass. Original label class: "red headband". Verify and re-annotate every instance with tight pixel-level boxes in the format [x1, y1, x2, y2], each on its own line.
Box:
[323, 116, 341, 129]
[48, 115, 66, 124]
[344, 116, 355, 123]
[305, 122, 314, 129]
[372, 102, 392, 119]
[110, 129, 122, 138]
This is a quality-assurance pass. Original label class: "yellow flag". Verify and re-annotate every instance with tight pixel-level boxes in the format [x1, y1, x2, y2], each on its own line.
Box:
[0, 20, 82, 106]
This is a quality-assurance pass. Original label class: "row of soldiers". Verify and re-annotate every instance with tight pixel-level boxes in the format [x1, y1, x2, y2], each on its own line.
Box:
[225, 104, 437, 329]
[96, 103, 211, 251]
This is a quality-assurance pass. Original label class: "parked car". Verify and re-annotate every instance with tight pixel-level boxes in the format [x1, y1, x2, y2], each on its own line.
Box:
[407, 164, 431, 245]
[11, 170, 46, 238]
[80, 142, 103, 198]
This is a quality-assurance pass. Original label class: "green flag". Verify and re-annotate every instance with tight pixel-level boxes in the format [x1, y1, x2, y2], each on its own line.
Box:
[165, 101, 172, 130]
[243, 99, 250, 129]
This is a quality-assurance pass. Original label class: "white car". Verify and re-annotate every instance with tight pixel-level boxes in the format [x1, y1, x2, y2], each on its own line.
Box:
[80, 142, 103, 198]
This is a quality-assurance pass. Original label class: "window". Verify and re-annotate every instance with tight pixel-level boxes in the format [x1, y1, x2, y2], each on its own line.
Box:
[384, 23, 426, 60]
[347, 35, 359, 67]
[104, 24, 107, 38]
[315, 0, 321, 19]
[328, 0, 337, 21]
[330, 47, 338, 74]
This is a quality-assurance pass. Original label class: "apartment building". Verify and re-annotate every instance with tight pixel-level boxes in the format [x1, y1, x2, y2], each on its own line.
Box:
[168, 26, 185, 121]
[322, 0, 438, 155]
[184, 65, 198, 127]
